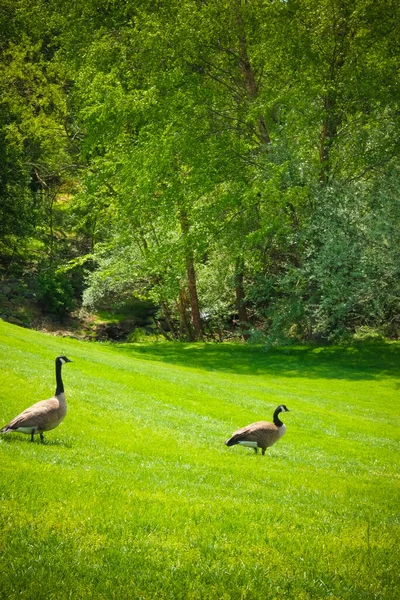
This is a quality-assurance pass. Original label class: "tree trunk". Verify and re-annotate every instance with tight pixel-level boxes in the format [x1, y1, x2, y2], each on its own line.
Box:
[235, 257, 250, 340]
[186, 254, 203, 340]
[178, 205, 203, 341]
[319, 95, 339, 185]
[161, 301, 176, 339]
[156, 320, 173, 341]
[177, 282, 195, 341]
[319, 9, 348, 184]
[237, 10, 271, 146]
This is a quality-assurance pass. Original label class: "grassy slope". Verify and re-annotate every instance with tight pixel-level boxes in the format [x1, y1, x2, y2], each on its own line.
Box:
[0, 320, 399, 599]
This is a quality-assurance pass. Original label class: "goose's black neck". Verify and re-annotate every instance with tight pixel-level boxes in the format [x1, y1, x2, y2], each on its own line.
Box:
[55, 359, 64, 396]
[273, 407, 283, 428]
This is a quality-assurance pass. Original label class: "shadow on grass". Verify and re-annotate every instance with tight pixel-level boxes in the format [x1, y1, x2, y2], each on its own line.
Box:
[114, 341, 400, 381]
[0, 433, 73, 448]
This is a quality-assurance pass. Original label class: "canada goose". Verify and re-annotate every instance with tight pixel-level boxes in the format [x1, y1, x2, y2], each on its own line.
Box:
[225, 404, 290, 455]
[1, 355, 72, 442]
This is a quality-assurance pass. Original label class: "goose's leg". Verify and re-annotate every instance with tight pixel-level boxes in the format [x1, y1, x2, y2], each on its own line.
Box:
[31, 429, 35, 442]
[254, 447, 258, 454]
[262, 448, 266, 456]
[40, 432, 44, 442]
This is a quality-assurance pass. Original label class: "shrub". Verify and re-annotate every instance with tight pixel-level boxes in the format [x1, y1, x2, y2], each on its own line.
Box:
[35, 268, 74, 318]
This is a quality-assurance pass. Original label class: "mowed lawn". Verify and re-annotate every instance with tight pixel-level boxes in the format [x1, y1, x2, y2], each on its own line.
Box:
[0, 321, 399, 600]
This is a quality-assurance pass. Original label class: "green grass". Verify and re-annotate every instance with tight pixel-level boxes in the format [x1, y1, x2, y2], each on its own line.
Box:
[0, 320, 399, 600]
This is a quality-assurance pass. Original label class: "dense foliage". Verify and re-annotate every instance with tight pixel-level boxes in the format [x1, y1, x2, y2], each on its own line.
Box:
[1, 0, 399, 340]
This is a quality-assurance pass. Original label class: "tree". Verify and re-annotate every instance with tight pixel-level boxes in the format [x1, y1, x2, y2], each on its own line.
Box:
[0, 0, 74, 273]
[5, 0, 397, 339]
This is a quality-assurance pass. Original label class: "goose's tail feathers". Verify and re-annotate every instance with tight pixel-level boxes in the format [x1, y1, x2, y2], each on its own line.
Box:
[225, 437, 237, 447]
[1, 425, 13, 434]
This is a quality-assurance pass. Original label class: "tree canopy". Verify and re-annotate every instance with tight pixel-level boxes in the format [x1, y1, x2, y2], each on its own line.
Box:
[1, 0, 399, 341]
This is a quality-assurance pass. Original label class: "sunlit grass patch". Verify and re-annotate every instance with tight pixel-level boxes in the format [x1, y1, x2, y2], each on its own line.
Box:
[0, 321, 399, 599]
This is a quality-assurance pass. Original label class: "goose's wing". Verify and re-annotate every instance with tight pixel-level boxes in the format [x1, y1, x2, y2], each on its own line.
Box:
[226, 420, 277, 446]
[1, 397, 60, 431]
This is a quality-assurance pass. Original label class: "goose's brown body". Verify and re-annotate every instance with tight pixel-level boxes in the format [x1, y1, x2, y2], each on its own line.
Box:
[1, 394, 67, 436]
[225, 405, 289, 455]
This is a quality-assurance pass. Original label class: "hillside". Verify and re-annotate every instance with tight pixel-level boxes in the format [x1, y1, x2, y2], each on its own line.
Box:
[0, 321, 399, 599]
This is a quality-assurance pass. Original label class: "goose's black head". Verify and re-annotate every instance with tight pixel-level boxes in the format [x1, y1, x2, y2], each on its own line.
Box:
[273, 404, 290, 427]
[56, 355, 73, 364]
